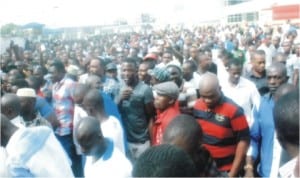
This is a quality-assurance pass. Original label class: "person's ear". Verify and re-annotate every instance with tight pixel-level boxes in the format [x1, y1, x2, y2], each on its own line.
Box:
[168, 98, 175, 105]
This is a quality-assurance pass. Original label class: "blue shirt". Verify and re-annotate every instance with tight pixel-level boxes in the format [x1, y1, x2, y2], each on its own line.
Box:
[249, 93, 274, 177]
[35, 96, 55, 119]
[100, 91, 121, 122]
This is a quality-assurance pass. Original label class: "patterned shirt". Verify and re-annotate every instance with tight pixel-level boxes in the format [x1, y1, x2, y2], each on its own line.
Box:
[52, 76, 76, 136]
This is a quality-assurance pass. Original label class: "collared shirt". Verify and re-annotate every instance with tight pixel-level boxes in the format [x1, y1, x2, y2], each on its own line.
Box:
[52, 76, 76, 136]
[152, 104, 181, 146]
[118, 81, 154, 143]
[73, 104, 88, 154]
[84, 139, 132, 178]
[244, 70, 269, 96]
[193, 95, 250, 171]
[258, 44, 273, 68]
[247, 93, 279, 177]
[5, 127, 74, 177]
[221, 77, 261, 127]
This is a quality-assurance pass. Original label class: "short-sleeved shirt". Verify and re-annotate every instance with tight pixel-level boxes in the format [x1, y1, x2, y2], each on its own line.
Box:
[52, 76, 76, 136]
[244, 70, 269, 96]
[193, 95, 250, 171]
[118, 82, 154, 143]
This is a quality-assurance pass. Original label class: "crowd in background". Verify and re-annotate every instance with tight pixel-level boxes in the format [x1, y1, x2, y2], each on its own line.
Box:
[1, 22, 299, 177]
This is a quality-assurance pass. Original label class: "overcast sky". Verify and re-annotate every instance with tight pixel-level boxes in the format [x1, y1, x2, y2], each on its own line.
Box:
[0, 0, 225, 28]
[2, 0, 294, 28]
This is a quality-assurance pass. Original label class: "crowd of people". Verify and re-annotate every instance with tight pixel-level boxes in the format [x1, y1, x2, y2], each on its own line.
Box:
[0, 22, 299, 177]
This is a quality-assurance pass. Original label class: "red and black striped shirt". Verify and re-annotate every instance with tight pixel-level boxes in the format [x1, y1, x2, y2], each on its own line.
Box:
[193, 95, 250, 171]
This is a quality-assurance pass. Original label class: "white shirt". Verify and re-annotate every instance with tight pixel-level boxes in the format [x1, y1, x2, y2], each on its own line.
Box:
[10, 116, 25, 128]
[0, 147, 10, 177]
[279, 157, 298, 178]
[270, 132, 283, 178]
[73, 105, 88, 154]
[184, 72, 202, 90]
[216, 58, 229, 83]
[221, 77, 261, 127]
[5, 127, 74, 177]
[258, 44, 273, 69]
[101, 116, 126, 154]
[84, 139, 132, 178]
[286, 54, 298, 84]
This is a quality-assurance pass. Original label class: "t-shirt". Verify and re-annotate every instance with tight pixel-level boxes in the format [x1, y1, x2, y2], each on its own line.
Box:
[101, 116, 126, 154]
[193, 95, 250, 171]
[84, 139, 132, 178]
[118, 82, 154, 143]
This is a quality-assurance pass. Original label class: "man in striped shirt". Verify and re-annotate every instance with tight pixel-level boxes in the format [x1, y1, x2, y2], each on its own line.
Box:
[193, 73, 250, 177]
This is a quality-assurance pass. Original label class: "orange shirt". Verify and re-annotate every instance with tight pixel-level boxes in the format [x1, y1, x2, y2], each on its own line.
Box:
[152, 104, 180, 146]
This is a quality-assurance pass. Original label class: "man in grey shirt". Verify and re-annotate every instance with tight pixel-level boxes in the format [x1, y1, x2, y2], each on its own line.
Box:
[116, 58, 155, 163]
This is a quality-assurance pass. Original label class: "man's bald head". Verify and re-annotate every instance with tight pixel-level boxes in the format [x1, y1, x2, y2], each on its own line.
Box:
[267, 62, 287, 78]
[199, 73, 220, 92]
[86, 75, 102, 90]
[73, 84, 90, 105]
[198, 73, 222, 109]
[82, 89, 104, 116]
[75, 116, 103, 156]
[163, 114, 202, 155]
[1, 93, 21, 119]
[274, 83, 296, 101]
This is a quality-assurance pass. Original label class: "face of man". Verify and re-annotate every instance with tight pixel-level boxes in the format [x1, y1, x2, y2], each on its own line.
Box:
[282, 42, 292, 54]
[106, 69, 117, 79]
[121, 62, 136, 86]
[265, 36, 272, 46]
[162, 52, 172, 64]
[182, 63, 193, 81]
[89, 59, 103, 77]
[228, 64, 242, 85]
[167, 67, 182, 87]
[19, 97, 35, 117]
[33, 68, 44, 83]
[48, 66, 61, 83]
[198, 55, 210, 71]
[267, 68, 286, 94]
[154, 93, 173, 111]
[272, 37, 280, 47]
[252, 54, 266, 74]
[200, 87, 221, 109]
[189, 47, 198, 59]
[138, 63, 150, 82]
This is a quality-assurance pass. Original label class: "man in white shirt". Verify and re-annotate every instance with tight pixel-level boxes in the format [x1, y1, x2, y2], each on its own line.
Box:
[82, 89, 126, 154]
[156, 50, 181, 69]
[1, 114, 74, 177]
[221, 59, 260, 127]
[258, 34, 273, 69]
[75, 116, 132, 178]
